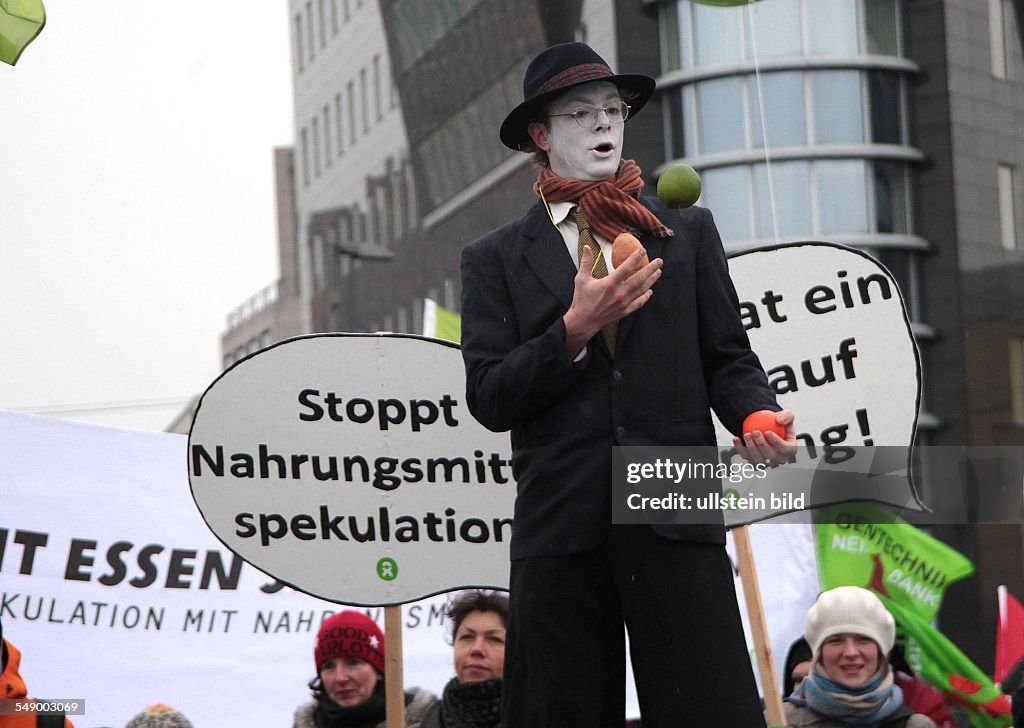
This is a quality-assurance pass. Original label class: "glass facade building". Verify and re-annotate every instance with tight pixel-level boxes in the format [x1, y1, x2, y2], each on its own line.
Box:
[657, 0, 925, 328]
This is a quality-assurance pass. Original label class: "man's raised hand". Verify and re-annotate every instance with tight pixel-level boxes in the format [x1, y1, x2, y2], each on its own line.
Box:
[563, 246, 662, 355]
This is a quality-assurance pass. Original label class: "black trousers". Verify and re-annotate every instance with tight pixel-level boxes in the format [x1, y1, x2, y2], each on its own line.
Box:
[501, 526, 766, 728]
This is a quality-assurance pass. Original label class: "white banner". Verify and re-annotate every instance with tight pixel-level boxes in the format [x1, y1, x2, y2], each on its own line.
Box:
[0, 409, 454, 727]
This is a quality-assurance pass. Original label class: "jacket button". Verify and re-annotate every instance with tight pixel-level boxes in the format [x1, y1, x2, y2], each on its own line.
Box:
[612, 370, 623, 381]
[615, 426, 626, 439]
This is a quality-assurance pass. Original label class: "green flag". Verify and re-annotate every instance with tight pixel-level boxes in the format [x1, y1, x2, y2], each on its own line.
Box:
[422, 298, 461, 344]
[815, 502, 974, 621]
[881, 596, 1013, 728]
[0, 0, 45, 66]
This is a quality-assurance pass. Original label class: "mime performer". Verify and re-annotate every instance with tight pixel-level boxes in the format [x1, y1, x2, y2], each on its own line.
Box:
[459, 42, 797, 727]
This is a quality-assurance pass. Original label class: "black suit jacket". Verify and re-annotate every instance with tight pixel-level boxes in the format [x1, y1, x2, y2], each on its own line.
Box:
[460, 196, 778, 559]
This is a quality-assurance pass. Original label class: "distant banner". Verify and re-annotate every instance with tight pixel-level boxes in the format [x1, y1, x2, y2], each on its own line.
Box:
[422, 298, 461, 343]
[0, 409, 454, 727]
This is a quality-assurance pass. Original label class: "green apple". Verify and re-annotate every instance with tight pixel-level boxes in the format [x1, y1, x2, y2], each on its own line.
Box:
[657, 163, 702, 209]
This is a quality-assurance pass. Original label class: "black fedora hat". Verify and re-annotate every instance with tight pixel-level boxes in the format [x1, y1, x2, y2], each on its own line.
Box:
[499, 42, 656, 152]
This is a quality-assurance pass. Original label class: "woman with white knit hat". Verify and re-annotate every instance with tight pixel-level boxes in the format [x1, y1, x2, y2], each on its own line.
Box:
[783, 586, 937, 727]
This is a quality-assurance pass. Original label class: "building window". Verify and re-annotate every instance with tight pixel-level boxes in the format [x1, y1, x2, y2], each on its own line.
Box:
[305, 2, 315, 61]
[746, 0, 801, 58]
[702, 166, 751, 242]
[666, 0, 906, 71]
[373, 54, 383, 121]
[300, 127, 310, 186]
[874, 161, 909, 234]
[323, 105, 332, 166]
[312, 116, 321, 177]
[329, 0, 338, 35]
[1011, 338, 1024, 423]
[754, 160, 811, 237]
[360, 67, 370, 132]
[294, 14, 305, 72]
[317, 0, 327, 47]
[812, 71, 864, 144]
[676, 68, 903, 159]
[348, 80, 357, 145]
[335, 92, 344, 155]
[817, 159, 869, 234]
[702, 158, 905, 244]
[661, 2, 681, 72]
[343, 0, 350, 21]
[865, 0, 899, 55]
[991, 0, 1008, 78]
[999, 164, 1018, 250]
[749, 71, 805, 148]
[697, 76, 744, 154]
[311, 233, 325, 290]
[692, 2, 742, 67]
[868, 71, 902, 144]
[807, 0, 858, 55]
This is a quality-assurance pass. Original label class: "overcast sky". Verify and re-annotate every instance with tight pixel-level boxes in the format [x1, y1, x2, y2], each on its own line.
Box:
[2, 2, 294, 430]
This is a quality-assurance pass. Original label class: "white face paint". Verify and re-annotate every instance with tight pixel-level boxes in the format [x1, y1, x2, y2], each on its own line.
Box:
[529, 81, 624, 182]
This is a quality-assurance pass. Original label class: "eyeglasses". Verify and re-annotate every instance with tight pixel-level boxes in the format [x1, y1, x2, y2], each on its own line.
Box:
[547, 101, 630, 127]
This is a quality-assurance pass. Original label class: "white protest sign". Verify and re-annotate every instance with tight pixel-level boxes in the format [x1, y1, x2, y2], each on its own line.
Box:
[715, 242, 923, 524]
[724, 241, 920, 449]
[188, 334, 516, 606]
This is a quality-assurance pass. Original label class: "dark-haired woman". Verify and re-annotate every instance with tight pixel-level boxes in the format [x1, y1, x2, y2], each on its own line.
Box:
[420, 591, 507, 728]
[294, 610, 435, 728]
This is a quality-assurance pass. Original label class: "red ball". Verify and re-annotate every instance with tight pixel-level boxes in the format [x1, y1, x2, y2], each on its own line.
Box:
[742, 410, 786, 439]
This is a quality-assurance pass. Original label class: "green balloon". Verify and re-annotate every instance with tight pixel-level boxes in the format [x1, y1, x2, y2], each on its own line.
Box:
[657, 163, 702, 209]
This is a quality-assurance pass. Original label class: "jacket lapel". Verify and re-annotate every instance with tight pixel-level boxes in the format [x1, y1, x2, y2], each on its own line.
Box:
[522, 201, 576, 311]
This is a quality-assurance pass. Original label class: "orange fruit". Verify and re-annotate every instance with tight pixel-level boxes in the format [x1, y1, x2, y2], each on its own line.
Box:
[612, 232, 648, 270]
[742, 410, 786, 439]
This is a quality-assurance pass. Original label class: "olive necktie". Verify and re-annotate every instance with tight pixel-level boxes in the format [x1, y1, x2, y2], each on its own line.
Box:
[574, 207, 617, 355]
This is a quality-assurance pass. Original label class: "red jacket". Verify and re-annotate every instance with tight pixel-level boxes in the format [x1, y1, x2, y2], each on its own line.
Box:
[895, 670, 956, 728]
[0, 640, 74, 728]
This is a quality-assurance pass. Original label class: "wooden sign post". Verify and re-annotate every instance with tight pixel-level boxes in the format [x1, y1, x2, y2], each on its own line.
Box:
[385, 605, 406, 728]
[733, 524, 786, 726]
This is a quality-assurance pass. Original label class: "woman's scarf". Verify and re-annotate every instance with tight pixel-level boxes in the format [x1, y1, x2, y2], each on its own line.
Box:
[786, 664, 904, 726]
[440, 676, 501, 728]
[315, 680, 386, 728]
[534, 159, 673, 241]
